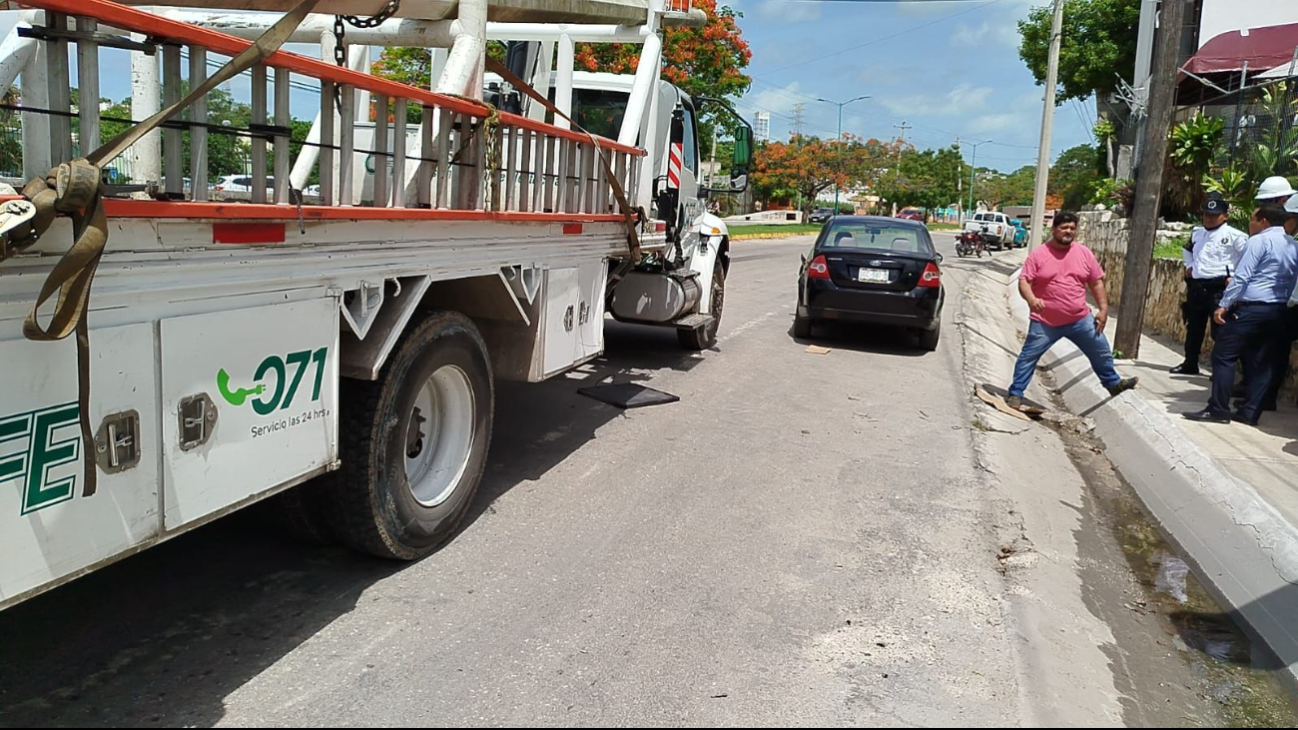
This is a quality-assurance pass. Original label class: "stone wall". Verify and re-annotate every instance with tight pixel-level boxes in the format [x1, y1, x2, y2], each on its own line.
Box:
[1077, 211, 1297, 399]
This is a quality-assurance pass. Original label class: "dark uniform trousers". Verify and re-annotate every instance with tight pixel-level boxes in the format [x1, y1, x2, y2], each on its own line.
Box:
[1211, 304, 1289, 421]
[1262, 306, 1298, 409]
[1183, 276, 1229, 365]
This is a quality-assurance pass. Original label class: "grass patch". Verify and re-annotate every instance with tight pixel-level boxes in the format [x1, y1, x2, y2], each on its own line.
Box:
[729, 223, 823, 239]
[927, 222, 962, 231]
[1154, 234, 1190, 261]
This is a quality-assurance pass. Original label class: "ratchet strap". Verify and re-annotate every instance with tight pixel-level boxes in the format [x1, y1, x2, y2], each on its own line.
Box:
[2, 0, 323, 496]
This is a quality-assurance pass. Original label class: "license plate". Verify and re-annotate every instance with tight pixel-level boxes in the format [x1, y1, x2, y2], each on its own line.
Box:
[857, 268, 890, 284]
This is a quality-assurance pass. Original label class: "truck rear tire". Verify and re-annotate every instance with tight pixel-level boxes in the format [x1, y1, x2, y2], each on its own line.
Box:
[678, 264, 725, 350]
[324, 311, 494, 560]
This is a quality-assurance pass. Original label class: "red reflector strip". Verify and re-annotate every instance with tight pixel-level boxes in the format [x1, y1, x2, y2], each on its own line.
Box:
[213, 222, 286, 245]
[654, 221, 667, 232]
[562, 223, 584, 235]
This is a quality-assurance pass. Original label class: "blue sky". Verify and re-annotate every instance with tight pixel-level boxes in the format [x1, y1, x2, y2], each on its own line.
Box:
[730, 0, 1096, 171]
[0, 0, 1093, 172]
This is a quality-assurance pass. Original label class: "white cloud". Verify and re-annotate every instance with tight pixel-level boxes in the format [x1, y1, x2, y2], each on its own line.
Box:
[951, 21, 1021, 49]
[879, 83, 994, 117]
[965, 112, 1027, 134]
[750, 81, 806, 117]
[758, 0, 822, 23]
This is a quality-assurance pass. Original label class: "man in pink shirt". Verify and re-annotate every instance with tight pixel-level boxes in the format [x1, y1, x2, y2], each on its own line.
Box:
[1006, 211, 1139, 411]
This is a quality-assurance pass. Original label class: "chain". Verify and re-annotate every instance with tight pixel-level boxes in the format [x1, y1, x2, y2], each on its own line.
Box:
[340, 0, 401, 28]
[483, 109, 500, 208]
[332, 1, 399, 111]
[332, 15, 347, 67]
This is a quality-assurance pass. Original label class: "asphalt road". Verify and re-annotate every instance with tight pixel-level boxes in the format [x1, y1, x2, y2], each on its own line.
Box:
[0, 233, 1255, 727]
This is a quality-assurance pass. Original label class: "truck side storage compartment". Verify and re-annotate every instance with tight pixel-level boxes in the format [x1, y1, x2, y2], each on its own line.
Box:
[0, 324, 161, 609]
[541, 261, 608, 378]
[160, 298, 339, 531]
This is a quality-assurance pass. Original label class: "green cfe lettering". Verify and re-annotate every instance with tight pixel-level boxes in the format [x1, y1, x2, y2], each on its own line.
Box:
[0, 403, 81, 516]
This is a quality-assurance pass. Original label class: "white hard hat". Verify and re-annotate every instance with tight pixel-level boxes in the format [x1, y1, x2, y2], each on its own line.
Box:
[1255, 175, 1298, 200]
[1286, 195, 1298, 215]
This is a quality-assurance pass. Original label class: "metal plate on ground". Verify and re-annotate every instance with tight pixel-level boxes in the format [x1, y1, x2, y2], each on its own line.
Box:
[578, 384, 680, 409]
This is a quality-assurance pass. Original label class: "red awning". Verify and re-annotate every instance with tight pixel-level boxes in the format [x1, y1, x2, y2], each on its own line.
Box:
[1183, 23, 1298, 75]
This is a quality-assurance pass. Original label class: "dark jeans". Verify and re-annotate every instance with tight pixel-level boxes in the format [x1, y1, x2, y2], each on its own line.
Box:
[1009, 314, 1121, 397]
[1209, 304, 1288, 421]
[1262, 307, 1298, 409]
[1182, 277, 1228, 366]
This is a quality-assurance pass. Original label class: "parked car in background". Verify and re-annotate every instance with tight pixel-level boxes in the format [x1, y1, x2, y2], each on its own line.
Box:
[809, 207, 834, 224]
[211, 175, 277, 195]
[962, 211, 1016, 251]
[1009, 219, 1028, 248]
[795, 216, 945, 351]
[897, 208, 924, 222]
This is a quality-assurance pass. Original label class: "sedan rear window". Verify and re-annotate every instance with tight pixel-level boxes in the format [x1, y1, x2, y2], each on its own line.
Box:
[819, 222, 933, 255]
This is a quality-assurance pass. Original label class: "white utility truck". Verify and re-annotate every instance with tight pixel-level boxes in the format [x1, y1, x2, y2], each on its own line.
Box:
[0, 0, 753, 610]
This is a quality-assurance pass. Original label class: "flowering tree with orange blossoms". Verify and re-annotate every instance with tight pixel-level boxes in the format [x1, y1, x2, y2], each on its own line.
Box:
[374, 2, 751, 110]
[753, 135, 902, 213]
[573, 0, 751, 104]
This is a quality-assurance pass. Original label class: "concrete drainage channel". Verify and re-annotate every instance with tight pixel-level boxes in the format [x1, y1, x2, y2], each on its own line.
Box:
[1036, 374, 1298, 726]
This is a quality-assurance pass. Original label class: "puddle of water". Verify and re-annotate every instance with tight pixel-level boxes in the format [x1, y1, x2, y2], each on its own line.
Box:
[1154, 552, 1190, 604]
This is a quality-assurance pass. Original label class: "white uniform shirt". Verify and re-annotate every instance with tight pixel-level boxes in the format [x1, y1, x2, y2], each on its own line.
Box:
[1183, 223, 1248, 279]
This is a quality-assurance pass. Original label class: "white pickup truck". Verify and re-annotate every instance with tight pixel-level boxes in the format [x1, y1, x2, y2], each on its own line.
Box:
[963, 211, 1016, 251]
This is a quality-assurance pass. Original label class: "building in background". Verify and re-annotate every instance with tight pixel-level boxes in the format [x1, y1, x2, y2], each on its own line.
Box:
[754, 111, 771, 143]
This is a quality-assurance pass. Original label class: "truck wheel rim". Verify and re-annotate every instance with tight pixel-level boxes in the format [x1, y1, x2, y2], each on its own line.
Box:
[404, 364, 476, 507]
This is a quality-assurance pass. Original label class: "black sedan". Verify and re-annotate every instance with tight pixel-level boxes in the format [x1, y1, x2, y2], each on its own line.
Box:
[794, 216, 945, 350]
[808, 207, 834, 224]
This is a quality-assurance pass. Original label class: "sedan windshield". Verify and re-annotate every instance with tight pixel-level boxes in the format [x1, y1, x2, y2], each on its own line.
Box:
[819, 221, 934, 256]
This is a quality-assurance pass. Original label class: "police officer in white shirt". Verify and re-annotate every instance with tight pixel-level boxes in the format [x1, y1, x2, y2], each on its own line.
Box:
[1173, 194, 1249, 375]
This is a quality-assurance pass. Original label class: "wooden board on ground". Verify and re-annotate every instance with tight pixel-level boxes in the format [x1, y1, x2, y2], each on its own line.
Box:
[975, 383, 1048, 422]
[806, 345, 831, 355]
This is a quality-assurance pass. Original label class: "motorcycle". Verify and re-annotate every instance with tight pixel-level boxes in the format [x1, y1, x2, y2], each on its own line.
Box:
[955, 230, 987, 258]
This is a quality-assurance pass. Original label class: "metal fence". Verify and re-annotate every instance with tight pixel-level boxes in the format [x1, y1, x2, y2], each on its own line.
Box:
[1217, 77, 1298, 178]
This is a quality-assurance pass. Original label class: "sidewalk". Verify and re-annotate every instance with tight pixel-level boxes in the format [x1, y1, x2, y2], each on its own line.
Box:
[996, 249, 1298, 687]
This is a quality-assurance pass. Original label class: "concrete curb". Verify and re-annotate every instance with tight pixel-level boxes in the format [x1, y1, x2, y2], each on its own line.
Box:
[1003, 264, 1298, 684]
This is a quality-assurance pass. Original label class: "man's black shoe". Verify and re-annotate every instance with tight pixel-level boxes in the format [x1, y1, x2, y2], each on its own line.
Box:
[1183, 409, 1231, 424]
[1170, 363, 1200, 375]
[1232, 413, 1261, 426]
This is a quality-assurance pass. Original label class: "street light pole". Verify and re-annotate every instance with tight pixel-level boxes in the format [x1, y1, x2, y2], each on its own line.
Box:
[966, 139, 992, 217]
[818, 94, 870, 214]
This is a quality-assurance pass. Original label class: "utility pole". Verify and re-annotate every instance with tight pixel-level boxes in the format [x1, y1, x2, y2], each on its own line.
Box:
[956, 136, 963, 223]
[967, 139, 992, 218]
[1115, 0, 1188, 358]
[791, 103, 806, 139]
[894, 120, 911, 153]
[1028, 0, 1064, 249]
[893, 121, 910, 215]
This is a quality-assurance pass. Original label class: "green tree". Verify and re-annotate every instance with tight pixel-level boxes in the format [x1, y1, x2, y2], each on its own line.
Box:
[976, 166, 1036, 209]
[1050, 144, 1100, 210]
[101, 88, 258, 183]
[1018, 0, 1140, 104]
[877, 145, 966, 212]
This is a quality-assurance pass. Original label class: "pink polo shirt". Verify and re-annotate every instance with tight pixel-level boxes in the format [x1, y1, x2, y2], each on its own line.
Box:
[1021, 242, 1105, 327]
